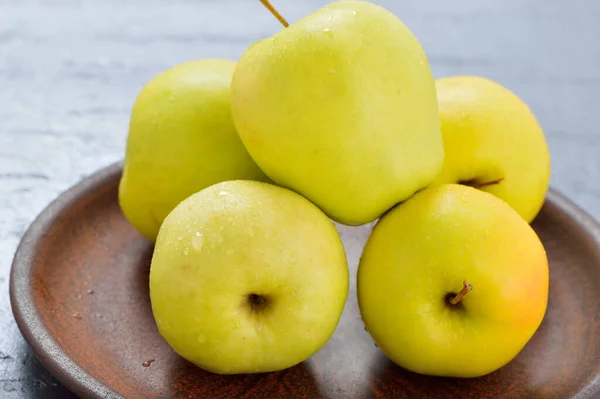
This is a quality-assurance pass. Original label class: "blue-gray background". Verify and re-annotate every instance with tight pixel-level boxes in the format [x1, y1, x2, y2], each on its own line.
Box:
[1, 0, 599, 397]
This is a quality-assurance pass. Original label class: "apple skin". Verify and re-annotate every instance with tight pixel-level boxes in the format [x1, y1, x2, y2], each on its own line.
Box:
[119, 59, 270, 243]
[149, 180, 349, 374]
[433, 76, 551, 223]
[230, 0, 444, 226]
[357, 184, 549, 378]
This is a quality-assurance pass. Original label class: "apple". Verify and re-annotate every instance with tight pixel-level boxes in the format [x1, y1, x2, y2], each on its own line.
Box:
[149, 180, 349, 374]
[357, 183, 549, 378]
[433, 75, 551, 223]
[230, 0, 444, 226]
[119, 59, 270, 242]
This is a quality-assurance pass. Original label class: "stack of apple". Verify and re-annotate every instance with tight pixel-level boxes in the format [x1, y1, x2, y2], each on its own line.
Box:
[118, 0, 551, 379]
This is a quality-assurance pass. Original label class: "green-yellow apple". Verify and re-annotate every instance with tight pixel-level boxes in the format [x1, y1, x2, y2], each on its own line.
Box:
[230, 0, 444, 226]
[119, 59, 270, 242]
[433, 76, 551, 223]
[357, 183, 549, 378]
[149, 180, 349, 374]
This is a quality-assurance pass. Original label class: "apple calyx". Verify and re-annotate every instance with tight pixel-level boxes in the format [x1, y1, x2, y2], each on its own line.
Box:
[447, 280, 473, 306]
[247, 293, 270, 312]
[459, 177, 505, 189]
[259, 0, 289, 28]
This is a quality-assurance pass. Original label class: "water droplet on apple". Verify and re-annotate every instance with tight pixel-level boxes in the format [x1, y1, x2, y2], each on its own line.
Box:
[191, 232, 204, 251]
[351, 10, 357, 15]
[142, 359, 155, 367]
[177, 236, 182, 241]
[183, 248, 189, 256]
[72, 312, 82, 320]
[218, 190, 232, 197]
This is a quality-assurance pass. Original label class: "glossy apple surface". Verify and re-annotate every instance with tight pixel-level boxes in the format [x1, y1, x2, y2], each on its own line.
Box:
[433, 76, 551, 223]
[119, 59, 269, 242]
[231, 0, 444, 225]
[357, 184, 549, 378]
[150, 180, 349, 374]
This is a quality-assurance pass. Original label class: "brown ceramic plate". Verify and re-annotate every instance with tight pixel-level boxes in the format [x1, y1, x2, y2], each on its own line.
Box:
[9, 162, 600, 399]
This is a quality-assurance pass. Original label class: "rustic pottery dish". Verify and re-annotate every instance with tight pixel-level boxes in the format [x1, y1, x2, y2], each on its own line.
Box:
[10, 163, 600, 398]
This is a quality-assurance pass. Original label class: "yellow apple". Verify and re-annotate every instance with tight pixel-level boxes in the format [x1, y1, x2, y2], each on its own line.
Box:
[230, 0, 444, 226]
[149, 180, 349, 374]
[357, 184, 549, 378]
[119, 59, 270, 242]
[433, 76, 551, 223]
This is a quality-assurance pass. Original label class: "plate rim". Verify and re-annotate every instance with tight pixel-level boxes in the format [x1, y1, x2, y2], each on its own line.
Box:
[9, 161, 600, 399]
[10, 162, 124, 399]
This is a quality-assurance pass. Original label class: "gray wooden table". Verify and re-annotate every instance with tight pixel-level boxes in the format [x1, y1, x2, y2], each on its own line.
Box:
[1, 0, 599, 397]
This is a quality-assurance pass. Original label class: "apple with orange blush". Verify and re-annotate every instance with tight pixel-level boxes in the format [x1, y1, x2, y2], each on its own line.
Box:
[357, 184, 549, 378]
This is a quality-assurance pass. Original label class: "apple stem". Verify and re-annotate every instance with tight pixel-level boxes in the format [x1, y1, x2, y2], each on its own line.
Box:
[259, 0, 289, 28]
[460, 178, 505, 189]
[473, 178, 504, 189]
[450, 280, 473, 305]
